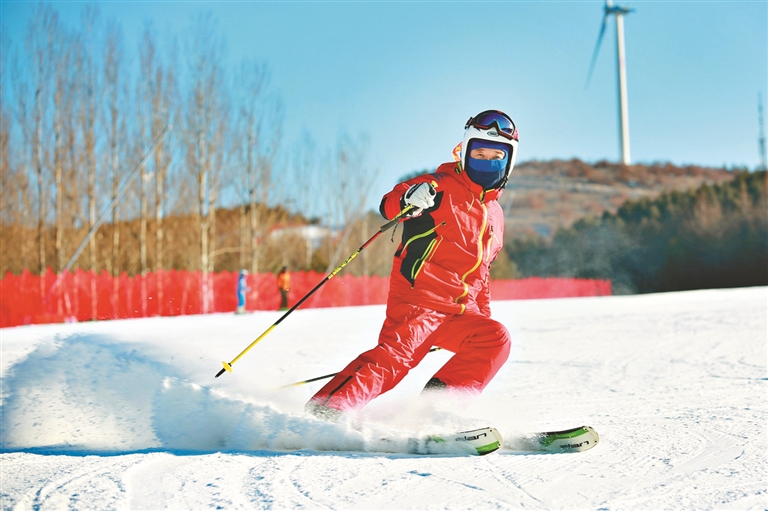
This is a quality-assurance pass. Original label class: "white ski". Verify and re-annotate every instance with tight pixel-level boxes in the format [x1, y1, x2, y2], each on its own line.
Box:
[506, 425, 600, 453]
[410, 426, 504, 456]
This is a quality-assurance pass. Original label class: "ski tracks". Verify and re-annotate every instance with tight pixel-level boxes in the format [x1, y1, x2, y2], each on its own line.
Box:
[124, 452, 263, 510]
[555, 414, 766, 510]
[4, 453, 138, 511]
[243, 454, 336, 509]
[245, 453, 548, 510]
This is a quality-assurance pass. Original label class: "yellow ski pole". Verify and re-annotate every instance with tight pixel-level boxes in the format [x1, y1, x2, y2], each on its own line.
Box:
[215, 204, 413, 378]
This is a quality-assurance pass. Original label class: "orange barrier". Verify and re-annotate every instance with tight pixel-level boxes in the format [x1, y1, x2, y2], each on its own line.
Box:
[0, 269, 610, 328]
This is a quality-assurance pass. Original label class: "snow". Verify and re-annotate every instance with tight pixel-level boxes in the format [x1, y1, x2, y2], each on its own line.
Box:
[1, 286, 766, 510]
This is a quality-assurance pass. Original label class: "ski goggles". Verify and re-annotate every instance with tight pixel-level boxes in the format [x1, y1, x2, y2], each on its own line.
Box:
[465, 110, 518, 141]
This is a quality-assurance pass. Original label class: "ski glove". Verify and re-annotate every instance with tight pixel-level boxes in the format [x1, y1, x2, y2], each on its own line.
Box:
[403, 182, 436, 216]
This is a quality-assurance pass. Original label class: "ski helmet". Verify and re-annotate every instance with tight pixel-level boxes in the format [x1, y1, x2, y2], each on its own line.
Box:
[461, 110, 519, 190]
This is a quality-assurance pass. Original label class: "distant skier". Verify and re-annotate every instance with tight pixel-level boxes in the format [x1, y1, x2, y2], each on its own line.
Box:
[277, 266, 291, 311]
[306, 110, 519, 419]
[236, 270, 250, 314]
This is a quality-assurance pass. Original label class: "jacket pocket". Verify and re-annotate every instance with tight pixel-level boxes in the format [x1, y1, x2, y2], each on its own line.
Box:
[399, 222, 446, 286]
[412, 235, 444, 282]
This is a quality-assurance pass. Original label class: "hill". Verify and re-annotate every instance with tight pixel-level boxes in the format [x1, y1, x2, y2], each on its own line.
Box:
[505, 170, 768, 293]
[501, 159, 735, 238]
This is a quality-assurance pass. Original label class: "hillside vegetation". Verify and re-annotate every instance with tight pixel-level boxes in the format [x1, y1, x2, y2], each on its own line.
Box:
[505, 170, 768, 294]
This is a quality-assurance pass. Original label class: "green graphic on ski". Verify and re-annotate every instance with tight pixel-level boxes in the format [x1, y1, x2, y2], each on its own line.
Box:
[408, 426, 504, 456]
[508, 425, 600, 453]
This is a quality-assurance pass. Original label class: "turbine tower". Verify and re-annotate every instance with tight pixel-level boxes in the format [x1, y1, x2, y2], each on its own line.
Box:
[758, 93, 767, 171]
[586, 0, 633, 166]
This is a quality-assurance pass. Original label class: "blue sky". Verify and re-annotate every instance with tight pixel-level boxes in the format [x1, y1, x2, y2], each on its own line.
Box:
[3, 1, 767, 205]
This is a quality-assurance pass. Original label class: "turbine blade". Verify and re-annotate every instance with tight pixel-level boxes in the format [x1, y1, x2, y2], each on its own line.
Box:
[585, 14, 609, 89]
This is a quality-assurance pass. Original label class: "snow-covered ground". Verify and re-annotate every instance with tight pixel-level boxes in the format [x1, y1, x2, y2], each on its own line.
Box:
[1, 286, 766, 510]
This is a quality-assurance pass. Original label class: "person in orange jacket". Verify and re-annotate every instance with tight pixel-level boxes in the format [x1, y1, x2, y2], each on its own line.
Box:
[307, 110, 519, 419]
[277, 266, 291, 310]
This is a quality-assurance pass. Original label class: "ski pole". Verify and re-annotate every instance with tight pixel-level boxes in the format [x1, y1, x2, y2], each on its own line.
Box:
[276, 348, 443, 389]
[215, 204, 414, 378]
[276, 371, 339, 389]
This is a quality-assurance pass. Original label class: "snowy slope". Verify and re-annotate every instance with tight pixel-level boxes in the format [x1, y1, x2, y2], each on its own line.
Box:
[1, 287, 766, 510]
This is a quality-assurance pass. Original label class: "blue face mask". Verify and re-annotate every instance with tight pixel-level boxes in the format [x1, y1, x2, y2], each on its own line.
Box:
[466, 152, 509, 190]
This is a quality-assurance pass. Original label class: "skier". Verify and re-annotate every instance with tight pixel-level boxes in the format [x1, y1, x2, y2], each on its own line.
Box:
[236, 270, 250, 314]
[277, 266, 291, 310]
[306, 110, 519, 419]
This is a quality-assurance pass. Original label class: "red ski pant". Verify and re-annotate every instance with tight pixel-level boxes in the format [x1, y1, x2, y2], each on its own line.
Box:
[308, 302, 511, 412]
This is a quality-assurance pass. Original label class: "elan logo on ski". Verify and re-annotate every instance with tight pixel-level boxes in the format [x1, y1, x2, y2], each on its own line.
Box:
[406, 425, 599, 456]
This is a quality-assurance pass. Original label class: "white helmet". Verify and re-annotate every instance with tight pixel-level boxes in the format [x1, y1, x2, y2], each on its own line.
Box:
[461, 110, 519, 190]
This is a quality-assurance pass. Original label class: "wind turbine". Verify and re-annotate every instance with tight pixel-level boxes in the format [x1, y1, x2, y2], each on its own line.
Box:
[586, 0, 634, 166]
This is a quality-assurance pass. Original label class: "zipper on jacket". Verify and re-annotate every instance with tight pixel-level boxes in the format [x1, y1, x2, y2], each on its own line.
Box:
[455, 200, 488, 309]
[486, 225, 499, 261]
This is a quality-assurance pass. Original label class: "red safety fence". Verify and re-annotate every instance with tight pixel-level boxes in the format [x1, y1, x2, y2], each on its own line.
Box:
[0, 268, 611, 328]
[490, 277, 612, 300]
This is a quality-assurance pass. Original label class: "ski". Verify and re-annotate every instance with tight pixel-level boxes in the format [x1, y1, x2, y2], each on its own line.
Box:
[507, 425, 600, 453]
[407, 426, 504, 456]
[387, 425, 598, 456]
[353, 425, 599, 456]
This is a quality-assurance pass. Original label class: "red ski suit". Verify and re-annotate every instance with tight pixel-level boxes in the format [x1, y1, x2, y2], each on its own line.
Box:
[308, 162, 511, 413]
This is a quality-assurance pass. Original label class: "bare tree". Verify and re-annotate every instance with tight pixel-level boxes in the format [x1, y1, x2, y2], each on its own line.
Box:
[137, 24, 154, 315]
[23, 5, 58, 284]
[153, 45, 176, 310]
[289, 131, 324, 269]
[136, 25, 175, 315]
[79, 7, 102, 318]
[184, 13, 229, 312]
[103, 19, 129, 317]
[325, 133, 380, 272]
[1, 29, 13, 218]
[0, 27, 27, 273]
[51, 23, 77, 318]
[234, 59, 283, 275]
[63, 36, 83, 270]
[51, 29, 67, 274]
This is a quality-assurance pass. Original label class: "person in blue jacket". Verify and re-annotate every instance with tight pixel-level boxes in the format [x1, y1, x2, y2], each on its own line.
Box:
[236, 270, 250, 314]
